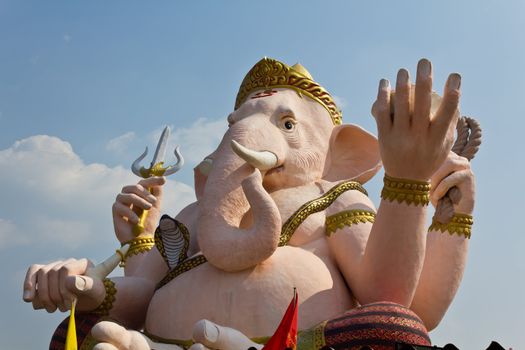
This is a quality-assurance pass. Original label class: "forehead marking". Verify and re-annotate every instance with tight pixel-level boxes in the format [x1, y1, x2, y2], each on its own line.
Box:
[250, 89, 278, 100]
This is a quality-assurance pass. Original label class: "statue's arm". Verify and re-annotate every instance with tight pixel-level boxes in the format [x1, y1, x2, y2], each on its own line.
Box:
[410, 153, 475, 330]
[326, 189, 428, 307]
[23, 246, 169, 330]
[349, 59, 462, 307]
[102, 275, 158, 330]
[325, 190, 374, 303]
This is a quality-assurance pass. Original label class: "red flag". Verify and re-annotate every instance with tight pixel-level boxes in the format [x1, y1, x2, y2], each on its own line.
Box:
[262, 289, 298, 350]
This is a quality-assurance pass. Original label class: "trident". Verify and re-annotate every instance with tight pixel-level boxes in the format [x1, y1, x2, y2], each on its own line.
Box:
[131, 126, 184, 235]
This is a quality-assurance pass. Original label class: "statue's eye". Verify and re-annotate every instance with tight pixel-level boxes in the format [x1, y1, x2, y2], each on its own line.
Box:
[281, 117, 296, 131]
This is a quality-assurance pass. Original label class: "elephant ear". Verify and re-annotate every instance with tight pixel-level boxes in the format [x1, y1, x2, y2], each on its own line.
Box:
[194, 158, 213, 201]
[323, 124, 382, 184]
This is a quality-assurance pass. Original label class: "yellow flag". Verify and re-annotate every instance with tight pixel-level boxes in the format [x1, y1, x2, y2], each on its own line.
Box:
[65, 299, 78, 350]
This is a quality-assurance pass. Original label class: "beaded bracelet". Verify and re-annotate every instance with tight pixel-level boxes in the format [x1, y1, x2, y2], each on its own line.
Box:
[380, 174, 431, 206]
[428, 213, 473, 239]
[93, 278, 117, 316]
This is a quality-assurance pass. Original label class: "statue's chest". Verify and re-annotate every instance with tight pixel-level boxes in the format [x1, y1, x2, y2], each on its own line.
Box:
[270, 180, 367, 246]
[271, 185, 329, 246]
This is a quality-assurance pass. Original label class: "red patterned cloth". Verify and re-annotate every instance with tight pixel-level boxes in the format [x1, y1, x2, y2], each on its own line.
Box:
[323, 302, 431, 350]
[49, 313, 101, 350]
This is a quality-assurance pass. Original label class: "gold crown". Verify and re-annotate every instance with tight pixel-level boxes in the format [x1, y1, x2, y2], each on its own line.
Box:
[234, 57, 343, 125]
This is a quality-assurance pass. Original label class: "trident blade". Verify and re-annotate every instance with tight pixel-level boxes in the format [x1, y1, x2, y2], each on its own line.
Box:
[131, 147, 148, 176]
[163, 146, 185, 175]
[151, 126, 170, 167]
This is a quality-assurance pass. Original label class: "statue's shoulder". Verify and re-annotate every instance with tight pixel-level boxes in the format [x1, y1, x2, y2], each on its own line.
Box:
[318, 180, 376, 216]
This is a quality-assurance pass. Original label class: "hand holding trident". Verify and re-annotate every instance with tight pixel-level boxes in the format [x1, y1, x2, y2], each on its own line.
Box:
[131, 126, 184, 236]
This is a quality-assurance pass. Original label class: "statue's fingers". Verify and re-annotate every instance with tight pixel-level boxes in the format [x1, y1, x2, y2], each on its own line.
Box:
[116, 193, 153, 211]
[139, 176, 166, 199]
[193, 319, 263, 350]
[122, 184, 158, 205]
[23, 263, 43, 302]
[413, 58, 433, 130]
[48, 259, 75, 312]
[432, 73, 461, 137]
[91, 321, 157, 350]
[32, 294, 45, 310]
[393, 68, 411, 129]
[36, 263, 60, 312]
[430, 170, 470, 204]
[430, 154, 469, 194]
[93, 343, 119, 350]
[138, 176, 166, 189]
[189, 344, 211, 350]
[371, 79, 391, 136]
[92, 321, 131, 349]
[113, 202, 140, 224]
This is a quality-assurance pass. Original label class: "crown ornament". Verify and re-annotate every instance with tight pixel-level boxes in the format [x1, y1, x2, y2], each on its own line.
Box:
[234, 57, 343, 125]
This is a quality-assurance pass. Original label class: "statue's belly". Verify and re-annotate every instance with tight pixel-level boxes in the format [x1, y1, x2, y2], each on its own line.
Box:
[145, 246, 355, 340]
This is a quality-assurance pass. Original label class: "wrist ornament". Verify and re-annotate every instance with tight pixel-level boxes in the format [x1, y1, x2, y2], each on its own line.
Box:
[381, 174, 431, 206]
[93, 278, 116, 316]
[119, 237, 155, 267]
[127, 237, 155, 258]
[428, 213, 473, 239]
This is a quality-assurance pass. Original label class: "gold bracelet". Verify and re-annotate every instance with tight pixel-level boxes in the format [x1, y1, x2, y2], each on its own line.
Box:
[93, 278, 117, 316]
[428, 213, 473, 239]
[325, 210, 376, 236]
[381, 174, 431, 206]
[126, 237, 155, 259]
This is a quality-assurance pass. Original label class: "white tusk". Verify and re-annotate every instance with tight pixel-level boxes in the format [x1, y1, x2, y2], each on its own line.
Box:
[196, 158, 213, 176]
[231, 140, 278, 171]
[85, 244, 130, 280]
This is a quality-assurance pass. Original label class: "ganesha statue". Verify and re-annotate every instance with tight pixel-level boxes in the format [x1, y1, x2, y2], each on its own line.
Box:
[23, 57, 477, 350]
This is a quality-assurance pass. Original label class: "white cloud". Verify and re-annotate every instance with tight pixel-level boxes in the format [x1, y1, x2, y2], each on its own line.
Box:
[63, 34, 72, 43]
[106, 131, 136, 154]
[149, 118, 227, 166]
[0, 135, 195, 251]
[0, 135, 198, 350]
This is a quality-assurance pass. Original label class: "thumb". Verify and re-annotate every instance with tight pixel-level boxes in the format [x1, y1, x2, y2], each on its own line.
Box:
[66, 275, 106, 311]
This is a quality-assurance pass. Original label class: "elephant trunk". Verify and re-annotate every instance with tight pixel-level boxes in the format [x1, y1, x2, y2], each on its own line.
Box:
[196, 125, 283, 272]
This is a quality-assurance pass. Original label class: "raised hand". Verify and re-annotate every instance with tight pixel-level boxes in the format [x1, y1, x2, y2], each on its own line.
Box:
[23, 258, 105, 313]
[372, 59, 461, 181]
[112, 176, 166, 244]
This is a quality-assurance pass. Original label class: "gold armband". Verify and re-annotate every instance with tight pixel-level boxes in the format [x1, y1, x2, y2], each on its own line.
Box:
[428, 213, 473, 239]
[93, 278, 117, 316]
[381, 174, 431, 206]
[325, 210, 376, 236]
[126, 237, 155, 258]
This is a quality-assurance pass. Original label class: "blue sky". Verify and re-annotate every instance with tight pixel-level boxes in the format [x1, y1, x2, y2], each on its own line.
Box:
[1, 1, 524, 349]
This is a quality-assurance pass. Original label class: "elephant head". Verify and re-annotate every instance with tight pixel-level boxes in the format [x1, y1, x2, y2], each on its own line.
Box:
[195, 58, 381, 271]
